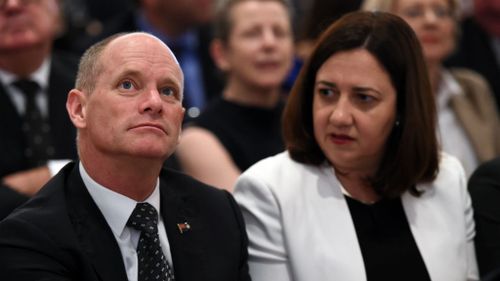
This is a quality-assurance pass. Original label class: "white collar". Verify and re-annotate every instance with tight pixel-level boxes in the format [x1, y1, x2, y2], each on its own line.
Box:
[436, 69, 462, 110]
[79, 162, 161, 238]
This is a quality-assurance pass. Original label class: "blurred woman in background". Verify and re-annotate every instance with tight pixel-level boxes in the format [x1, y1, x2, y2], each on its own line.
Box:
[176, 0, 294, 191]
[362, 0, 500, 177]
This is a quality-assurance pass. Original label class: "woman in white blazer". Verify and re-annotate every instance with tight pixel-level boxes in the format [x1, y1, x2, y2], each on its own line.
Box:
[234, 11, 478, 281]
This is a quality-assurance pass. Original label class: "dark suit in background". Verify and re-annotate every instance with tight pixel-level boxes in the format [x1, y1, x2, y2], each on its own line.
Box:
[468, 157, 500, 278]
[0, 51, 78, 220]
[0, 162, 250, 281]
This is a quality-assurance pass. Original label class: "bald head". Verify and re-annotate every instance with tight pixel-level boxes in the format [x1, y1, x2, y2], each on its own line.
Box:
[75, 32, 183, 98]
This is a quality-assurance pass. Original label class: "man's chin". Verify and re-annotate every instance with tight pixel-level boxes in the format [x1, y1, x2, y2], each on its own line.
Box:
[129, 146, 172, 161]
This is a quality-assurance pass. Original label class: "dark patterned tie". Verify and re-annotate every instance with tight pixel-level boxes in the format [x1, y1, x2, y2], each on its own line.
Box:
[12, 79, 53, 166]
[127, 203, 175, 281]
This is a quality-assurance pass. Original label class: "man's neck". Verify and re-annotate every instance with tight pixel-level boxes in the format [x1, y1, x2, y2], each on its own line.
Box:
[80, 153, 164, 202]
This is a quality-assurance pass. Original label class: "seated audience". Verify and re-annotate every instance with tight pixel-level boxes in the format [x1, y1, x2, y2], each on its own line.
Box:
[0, 0, 78, 220]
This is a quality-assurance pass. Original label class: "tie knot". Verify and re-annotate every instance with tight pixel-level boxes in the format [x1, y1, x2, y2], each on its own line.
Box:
[12, 79, 40, 97]
[127, 202, 159, 234]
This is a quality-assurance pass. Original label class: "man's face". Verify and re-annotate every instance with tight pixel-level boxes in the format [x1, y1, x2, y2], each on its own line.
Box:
[0, 0, 61, 51]
[77, 34, 185, 162]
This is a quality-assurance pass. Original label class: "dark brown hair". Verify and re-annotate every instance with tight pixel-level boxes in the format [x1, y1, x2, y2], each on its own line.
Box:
[283, 11, 439, 198]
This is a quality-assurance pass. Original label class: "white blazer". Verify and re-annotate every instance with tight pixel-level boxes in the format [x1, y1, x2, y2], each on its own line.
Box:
[234, 151, 478, 281]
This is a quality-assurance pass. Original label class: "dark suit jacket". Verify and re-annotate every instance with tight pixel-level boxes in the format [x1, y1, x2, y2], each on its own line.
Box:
[0, 51, 78, 220]
[0, 162, 251, 281]
[468, 157, 500, 278]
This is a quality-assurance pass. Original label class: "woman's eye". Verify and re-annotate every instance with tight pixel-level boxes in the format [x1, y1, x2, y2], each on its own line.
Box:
[119, 80, 134, 90]
[356, 93, 375, 103]
[318, 88, 335, 97]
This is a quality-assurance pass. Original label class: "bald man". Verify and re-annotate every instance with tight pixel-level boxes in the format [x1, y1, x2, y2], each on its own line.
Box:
[0, 32, 250, 281]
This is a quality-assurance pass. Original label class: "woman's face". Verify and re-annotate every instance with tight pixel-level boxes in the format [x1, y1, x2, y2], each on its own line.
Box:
[394, 0, 456, 64]
[313, 49, 397, 175]
[220, 1, 293, 90]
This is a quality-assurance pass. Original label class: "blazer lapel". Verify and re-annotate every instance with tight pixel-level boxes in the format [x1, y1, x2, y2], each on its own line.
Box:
[159, 171, 207, 281]
[66, 164, 129, 281]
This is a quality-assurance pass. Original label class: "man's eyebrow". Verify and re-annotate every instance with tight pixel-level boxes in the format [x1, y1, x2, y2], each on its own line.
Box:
[116, 69, 142, 79]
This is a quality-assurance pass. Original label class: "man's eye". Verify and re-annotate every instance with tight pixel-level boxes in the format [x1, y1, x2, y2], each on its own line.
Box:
[160, 87, 175, 96]
[120, 80, 134, 90]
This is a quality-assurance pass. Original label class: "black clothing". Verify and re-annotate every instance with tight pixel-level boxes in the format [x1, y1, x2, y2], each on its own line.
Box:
[346, 196, 431, 281]
[192, 98, 284, 171]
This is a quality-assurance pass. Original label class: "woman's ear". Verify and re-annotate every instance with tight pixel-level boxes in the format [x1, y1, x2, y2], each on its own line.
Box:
[66, 89, 87, 129]
[210, 39, 231, 72]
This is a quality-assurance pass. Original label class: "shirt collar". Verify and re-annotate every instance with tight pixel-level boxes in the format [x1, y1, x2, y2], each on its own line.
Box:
[0, 56, 51, 90]
[79, 162, 161, 238]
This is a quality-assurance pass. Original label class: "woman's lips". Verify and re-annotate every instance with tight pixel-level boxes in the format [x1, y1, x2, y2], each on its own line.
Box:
[329, 133, 354, 145]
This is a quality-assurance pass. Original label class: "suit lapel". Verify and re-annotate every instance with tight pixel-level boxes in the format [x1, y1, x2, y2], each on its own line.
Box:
[159, 171, 207, 281]
[450, 95, 495, 161]
[66, 164, 129, 281]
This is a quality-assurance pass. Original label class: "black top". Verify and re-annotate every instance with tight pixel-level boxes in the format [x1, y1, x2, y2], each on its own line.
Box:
[345, 196, 431, 281]
[468, 157, 500, 277]
[191, 98, 284, 171]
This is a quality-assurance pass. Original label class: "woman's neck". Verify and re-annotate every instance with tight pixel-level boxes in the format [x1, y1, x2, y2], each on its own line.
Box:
[335, 168, 380, 204]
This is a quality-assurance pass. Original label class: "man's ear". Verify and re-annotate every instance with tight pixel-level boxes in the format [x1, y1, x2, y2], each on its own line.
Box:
[66, 89, 87, 129]
[210, 39, 231, 72]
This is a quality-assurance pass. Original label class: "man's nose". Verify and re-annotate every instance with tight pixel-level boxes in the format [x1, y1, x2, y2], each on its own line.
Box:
[140, 88, 163, 114]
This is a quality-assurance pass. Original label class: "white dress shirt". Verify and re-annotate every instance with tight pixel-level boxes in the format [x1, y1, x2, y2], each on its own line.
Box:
[79, 162, 174, 281]
[436, 69, 479, 177]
